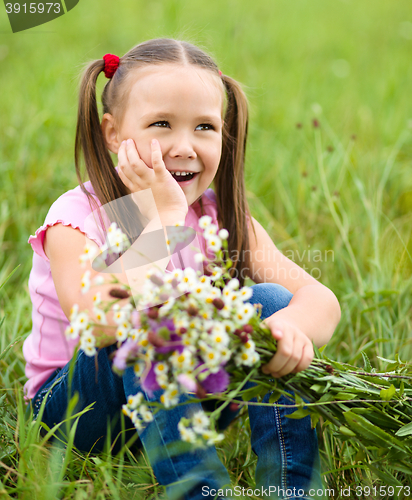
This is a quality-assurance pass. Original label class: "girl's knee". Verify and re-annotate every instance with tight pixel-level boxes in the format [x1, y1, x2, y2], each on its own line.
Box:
[249, 283, 293, 319]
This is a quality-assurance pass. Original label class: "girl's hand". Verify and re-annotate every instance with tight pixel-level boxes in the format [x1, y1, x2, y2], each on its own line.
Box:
[117, 138, 189, 222]
[260, 316, 314, 378]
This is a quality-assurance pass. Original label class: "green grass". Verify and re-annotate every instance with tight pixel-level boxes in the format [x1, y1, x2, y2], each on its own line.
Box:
[1, 0, 412, 497]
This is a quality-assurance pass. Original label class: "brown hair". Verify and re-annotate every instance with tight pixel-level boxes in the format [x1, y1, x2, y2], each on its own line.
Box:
[75, 38, 256, 286]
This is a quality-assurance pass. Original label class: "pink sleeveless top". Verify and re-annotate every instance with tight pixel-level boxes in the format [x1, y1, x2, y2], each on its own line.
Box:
[23, 179, 219, 400]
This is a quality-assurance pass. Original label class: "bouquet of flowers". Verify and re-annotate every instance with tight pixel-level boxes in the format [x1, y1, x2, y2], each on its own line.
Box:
[67, 217, 412, 476]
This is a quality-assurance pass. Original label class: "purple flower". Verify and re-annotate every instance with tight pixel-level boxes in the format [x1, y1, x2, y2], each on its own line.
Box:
[155, 333, 184, 354]
[131, 310, 141, 328]
[148, 317, 176, 334]
[201, 368, 230, 394]
[112, 339, 140, 372]
[177, 374, 197, 392]
[141, 363, 161, 396]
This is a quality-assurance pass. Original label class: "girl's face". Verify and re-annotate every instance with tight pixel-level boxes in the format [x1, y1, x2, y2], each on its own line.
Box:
[104, 64, 224, 207]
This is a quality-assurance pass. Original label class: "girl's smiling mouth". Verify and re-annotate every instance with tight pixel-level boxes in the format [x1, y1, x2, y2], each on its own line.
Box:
[169, 171, 199, 184]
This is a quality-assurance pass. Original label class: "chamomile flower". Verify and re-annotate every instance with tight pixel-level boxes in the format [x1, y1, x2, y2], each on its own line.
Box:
[116, 321, 131, 342]
[222, 287, 237, 303]
[235, 303, 255, 324]
[191, 410, 210, 434]
[156, 373, 169, 390]
[170, 348, 193, 371]
[198, 215, 212, 229]
[93, 275, 105, 286]
[158, 297, 175, 316]
[209, 268, 222, 282]
[65, 324, 81, 340]
[82, 344, 97, 356]
[203, 224, 218, 239]
[239, 286, 253, 301]
[154, 362, 169, 376]
[218, 346, 232, 364]
[139, 404, 154, 423]
[194, 252, 206, 263]
[179, 268, 197, 291]
[222, 319, 236, 334]
[160, 383, 180, 408]
[80, 330, 95, 347]
[169, 268, 183, 282]
[218, 228, 229, 240]
[199, 342, 222, 371]
[71, 311, 89, 331]
[69, 304, 79, 321]
[113, 306, 129, 324]
[198, 275, 212, 286]
[218, 303, 232, 319]
[92, 292, 102, 306]
[178, 422, 197, 443]
[127, 392, 144, 409]
[191, 282, 209, 299]
[235, 340, 260, 367]
[106, 222, 130, 254]
[99, 243, 109, 261]
[205, 235, 222, 253]
[209, 329, 230, 350]
[130, 410, 143, 428]
[81, 271, 91, 294]
[227, 278, 240, 291]
[134, 362, 145, 377]
[79, 243, 98, 267]
[129, 328, 141, 342]
[93, 307, 107, 325]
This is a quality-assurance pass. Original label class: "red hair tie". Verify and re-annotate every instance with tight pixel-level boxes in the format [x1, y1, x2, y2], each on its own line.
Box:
[103, 54, 120, 79]
[218, 70, 222, 76]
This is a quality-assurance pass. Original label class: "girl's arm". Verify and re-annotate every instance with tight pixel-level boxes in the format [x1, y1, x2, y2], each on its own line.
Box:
[45, 138, 188, 349]
[247, 217, 341, 377]
[44, 210, 185, 349]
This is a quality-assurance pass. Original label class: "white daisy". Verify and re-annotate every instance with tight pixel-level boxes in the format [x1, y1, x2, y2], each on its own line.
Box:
[127, 392, 144, 409]
[191, 410, 210, 434]
[65, 324, 81, 340]
[80, 271, 91, 294]
[198, 215, 213, 229]
[160, 383, 180, 408]
[93, 307, 107, 325]
[218, 228, 229, 240]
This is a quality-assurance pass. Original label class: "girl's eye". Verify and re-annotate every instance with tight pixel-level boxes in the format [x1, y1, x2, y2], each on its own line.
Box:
[196, 123, 215, 131]
[151, 121, 170, 128]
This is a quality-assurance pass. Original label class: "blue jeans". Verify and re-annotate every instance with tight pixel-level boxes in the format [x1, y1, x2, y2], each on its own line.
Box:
[27, 283, 323, 499]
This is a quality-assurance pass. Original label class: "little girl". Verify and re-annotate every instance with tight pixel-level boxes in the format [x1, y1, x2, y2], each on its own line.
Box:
[24, 38, 341, 499]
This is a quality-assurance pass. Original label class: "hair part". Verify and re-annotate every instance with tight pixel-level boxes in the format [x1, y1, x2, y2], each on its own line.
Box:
[75, 38, 256, 286]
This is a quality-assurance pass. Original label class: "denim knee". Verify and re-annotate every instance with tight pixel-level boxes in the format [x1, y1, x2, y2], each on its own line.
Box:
[249, 283, 293, 321]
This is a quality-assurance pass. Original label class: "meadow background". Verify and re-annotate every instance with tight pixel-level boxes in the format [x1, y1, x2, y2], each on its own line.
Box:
[1, 0, 412, 498]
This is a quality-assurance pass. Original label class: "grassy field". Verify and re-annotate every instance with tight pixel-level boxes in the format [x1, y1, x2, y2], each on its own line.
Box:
[1, 0, 412, 498]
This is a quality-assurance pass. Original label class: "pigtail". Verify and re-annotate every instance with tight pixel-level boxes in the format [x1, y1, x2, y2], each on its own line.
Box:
[215, 75, 256, 286]
[75, 60, 123, 204]
[74, 59, 142, 242]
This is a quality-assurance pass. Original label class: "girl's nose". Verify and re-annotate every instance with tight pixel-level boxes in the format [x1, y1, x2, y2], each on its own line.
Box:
[168, 134, 197, 160]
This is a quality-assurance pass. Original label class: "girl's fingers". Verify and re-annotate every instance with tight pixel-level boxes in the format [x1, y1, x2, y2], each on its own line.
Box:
[292, 342, 314, 373]
[261, 339, 292, 376]
[117, 165, 134, 191]
[117, 140, 131, 169]
[125, 139, 146, 175]
[262, 333, 311, 378]
[151, 139, 166, 173]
